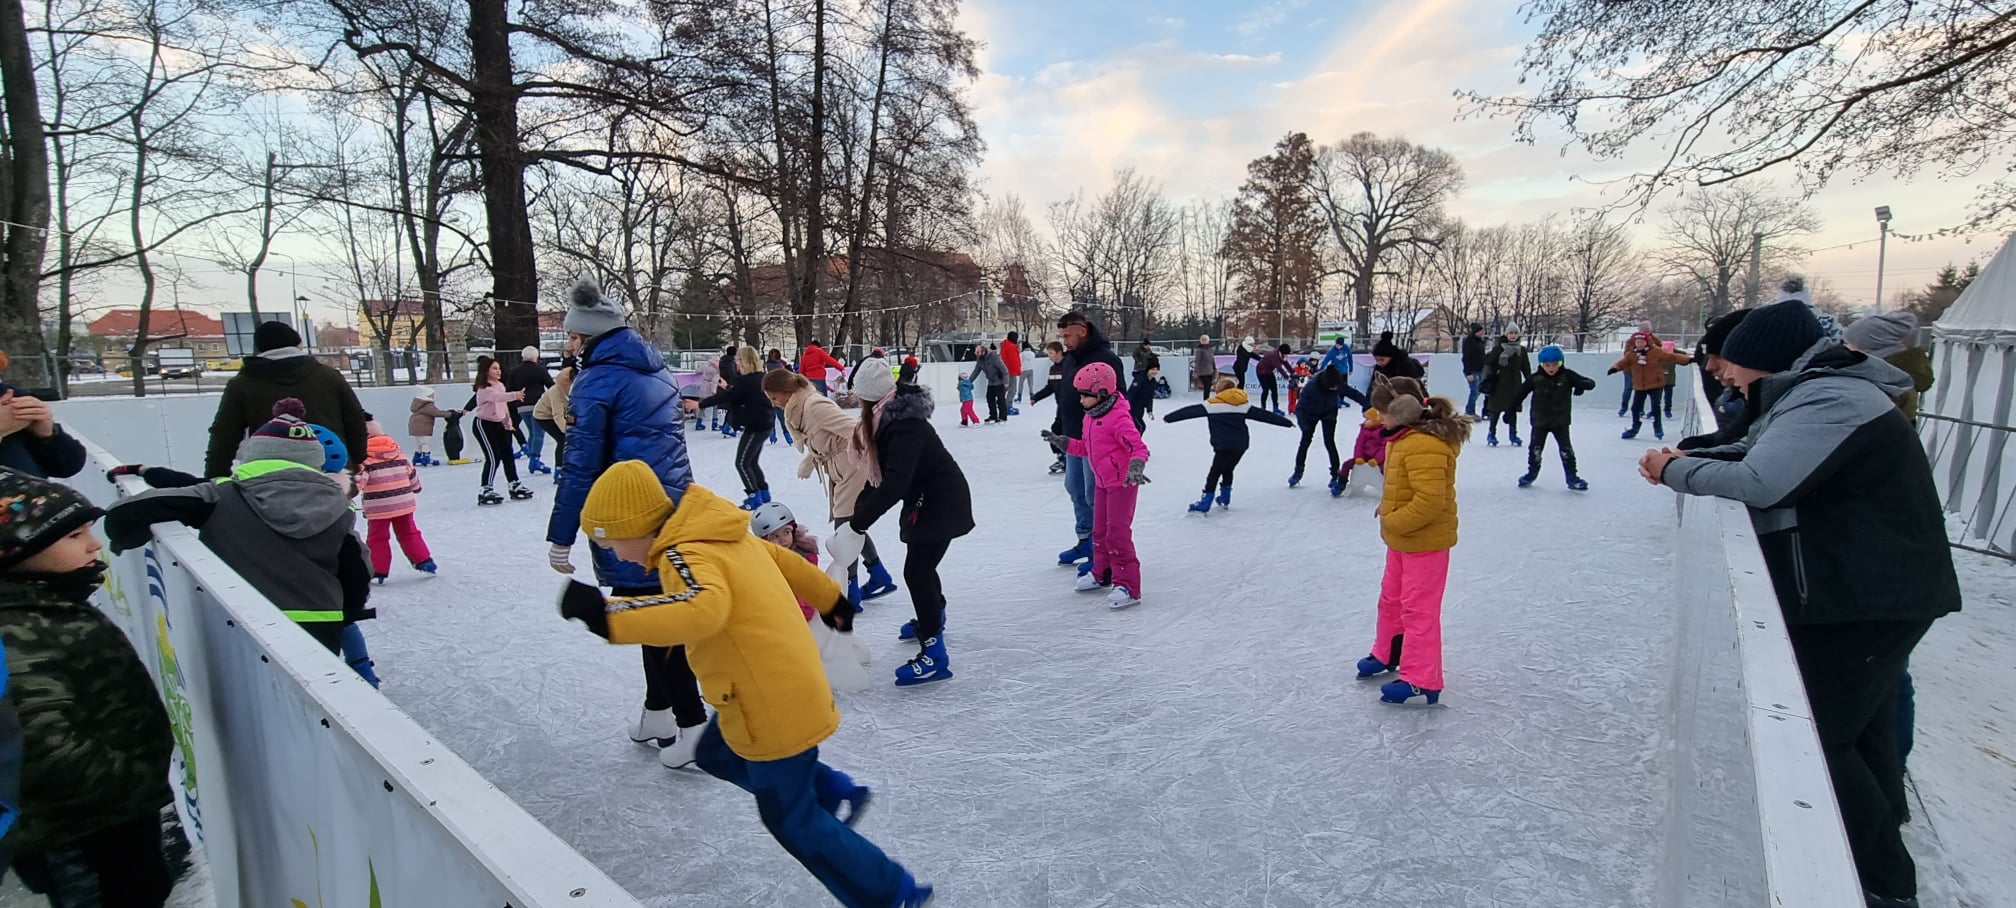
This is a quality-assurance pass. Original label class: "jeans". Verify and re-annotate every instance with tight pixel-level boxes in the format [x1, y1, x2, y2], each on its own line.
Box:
[341, 622, 380, 687]
[1620, 377, 1633, 413]
[1527, 426, 1577, 476]
[1063, 453, 1096, 544]
[692, 720, 907, 908]
[811, 377, 829, 396]
[1372, 547, 1450, 690]
[366, 512, 432, 575]
[1789, 620, 1932, 900]
[1464, 373, 1481, 415]
[517, 406, 546, 459]
[1660, 384, 1675, 415]
[1092, 484, 1141, 596]
[1294, 414, 1340, 478]
[770, 407, 793, 443]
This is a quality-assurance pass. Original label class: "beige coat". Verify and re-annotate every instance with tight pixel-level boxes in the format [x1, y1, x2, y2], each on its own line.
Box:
[532, 366, 576, 428]
[781, 386, 867, 521]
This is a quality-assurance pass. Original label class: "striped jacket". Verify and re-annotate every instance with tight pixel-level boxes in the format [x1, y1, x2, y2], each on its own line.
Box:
[359, 435, 421, 521]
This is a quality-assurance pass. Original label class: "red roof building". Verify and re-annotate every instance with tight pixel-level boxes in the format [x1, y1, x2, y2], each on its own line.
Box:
[86, 308, 225, 339]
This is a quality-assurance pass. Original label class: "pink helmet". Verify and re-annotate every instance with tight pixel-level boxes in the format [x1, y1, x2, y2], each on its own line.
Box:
[1073, 361, 1118, 398]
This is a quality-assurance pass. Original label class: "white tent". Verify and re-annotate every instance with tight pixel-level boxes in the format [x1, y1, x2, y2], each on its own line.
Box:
[1921, 233, 2016, 559]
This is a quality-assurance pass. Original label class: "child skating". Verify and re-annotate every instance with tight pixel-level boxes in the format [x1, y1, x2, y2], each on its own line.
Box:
[957, 372, 979, 427]
[1510, 345, 1595, 490]
[359, 417, 439, 581]
[471, 355, 534, 505]
[1071, 363, 1151, 608]
[1339, 374, 1414, 497]
[1163, 376, 1292, 513]
[560, 463, 934, 907]
[749, 500, 873, 691]
[1029, 341, 1068, 475]
[1356, 387, 1468, 705]
[408, 387, 459, 467]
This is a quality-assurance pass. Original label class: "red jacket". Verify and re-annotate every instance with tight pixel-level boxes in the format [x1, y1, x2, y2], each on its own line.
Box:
[800, 344, 843, 381]
[1000, 339, 1023, 377]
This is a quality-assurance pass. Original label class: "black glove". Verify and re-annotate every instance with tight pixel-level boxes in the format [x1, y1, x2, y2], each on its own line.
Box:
[1572, 387, 1585, 396]
[106, 464, 143, 481]
[559, 580, 611, 639]
[821, 596, 855, 632]
[1606, 367, 1620, 375]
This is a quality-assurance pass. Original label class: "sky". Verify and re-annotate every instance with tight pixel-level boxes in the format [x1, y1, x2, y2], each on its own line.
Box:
[959, 0, 2006, 309]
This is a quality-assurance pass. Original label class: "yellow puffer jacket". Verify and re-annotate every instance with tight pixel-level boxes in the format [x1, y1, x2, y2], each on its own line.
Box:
[1379, 427, 1461, 552]
[603, 484, 846, 761]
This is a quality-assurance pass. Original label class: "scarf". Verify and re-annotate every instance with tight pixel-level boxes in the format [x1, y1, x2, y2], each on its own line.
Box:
[1087, 394, 1119, 418]
[849, 394, 897, 488]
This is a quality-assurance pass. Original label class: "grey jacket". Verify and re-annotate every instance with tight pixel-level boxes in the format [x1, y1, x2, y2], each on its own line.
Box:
[976, 351, 1008, 384]
[1662, 339, 1961, 626]
[1192, 344, 1216, 377]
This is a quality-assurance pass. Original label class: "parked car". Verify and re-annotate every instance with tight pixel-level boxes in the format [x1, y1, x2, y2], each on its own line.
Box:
[157, 363, 203, 380]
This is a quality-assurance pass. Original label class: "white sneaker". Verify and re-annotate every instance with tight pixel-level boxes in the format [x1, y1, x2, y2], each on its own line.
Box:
[658, 723, 709, 768]
[629, 707, 678, 745]
[1107, 586, 1141, 610]
[1073, 573, 1103, 592]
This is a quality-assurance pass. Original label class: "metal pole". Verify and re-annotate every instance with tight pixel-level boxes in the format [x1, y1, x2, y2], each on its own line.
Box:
[1874, 222, 1890, 311]
[1746, 233, 1763, 309]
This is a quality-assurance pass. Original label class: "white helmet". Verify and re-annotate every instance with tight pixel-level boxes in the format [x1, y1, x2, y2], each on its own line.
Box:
[749, 501, 795, 539]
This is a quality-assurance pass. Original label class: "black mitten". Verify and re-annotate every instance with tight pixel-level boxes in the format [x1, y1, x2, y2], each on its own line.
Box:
[559, 580, 611, 639]
[821, 597, 855, 633]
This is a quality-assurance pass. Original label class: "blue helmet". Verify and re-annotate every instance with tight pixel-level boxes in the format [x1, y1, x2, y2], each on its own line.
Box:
[309, 424, 349, 473]
[1537, 344, 1565, 365]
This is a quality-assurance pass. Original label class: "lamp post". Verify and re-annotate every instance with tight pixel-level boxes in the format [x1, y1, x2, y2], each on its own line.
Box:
[1874, 206, 1893, 311]
[295, 295, 312, 345]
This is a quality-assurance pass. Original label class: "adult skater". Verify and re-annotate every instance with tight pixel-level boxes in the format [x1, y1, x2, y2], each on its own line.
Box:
[1052, 312, 1127, 573]
[1001, 332, 1025, 403]
[545, 280, 708, 769]
[1460, 323, 1487, 417]
[976, 343, 1010, 423]
[204, 320, 367, 480]
[1314, 336, 1371, 409]
[764, 368, 899, 607]
[1191, 335, 1217, 398]
[507, 346, 555, 474]
[1640, 299, 1959, 908]
[1232, 336, 1257, 389]
[695, 346, 774, 509]
[832, 380, 973, 686]
[1288, 363, 1347, 489]
[799, 340, 844, 396]
[1478, 325, 1529, 447]
[1255, 343, 1291, 414]
[1133, 339, 1161, 395]
[1372, 331, 1426, 387]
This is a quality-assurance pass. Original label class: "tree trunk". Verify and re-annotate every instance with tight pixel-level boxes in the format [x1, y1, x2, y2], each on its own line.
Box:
[795, 0, 827, 350]
[0, 0, 51, 389]
[468, 0, 538, 353]
[838, 0, 893, 357]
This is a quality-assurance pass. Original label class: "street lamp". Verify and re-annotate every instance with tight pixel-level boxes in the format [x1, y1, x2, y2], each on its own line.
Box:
[1874, 206, 1893, 311]
[295, 296, 312, 345]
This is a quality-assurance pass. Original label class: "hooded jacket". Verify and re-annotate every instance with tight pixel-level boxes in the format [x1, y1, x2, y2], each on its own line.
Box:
[781, 385, 869, 521]
[1083, 395, 1149, 489]
[849, 386, 974, 544]
[408, 395, 457, 438]
[999, 338, 1023, 377]
[1611, 333, 1691, 391]
[1295, 366, 1347, 420]
[206, 350, 368, 479]
[1059, 322, 1128, 441]
[1318, 341, 1354, 378]
[1661, 340, 1961, 626]
[1378, 401, 1468, 552]
[0, 574, 173, 855]
[1884, 346, 1933, 422]
[599, 484, 844, 762]
[798, 343, 843, 382]
[1162, 387, 1293, 451]
[1512, 366, 1597, 430]
[359, 434, 422, 521]
[549, 327, 692, 589]
[956, 374, 975, 402]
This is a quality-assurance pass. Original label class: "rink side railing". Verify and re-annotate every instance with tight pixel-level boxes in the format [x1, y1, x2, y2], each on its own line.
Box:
[71, 434, 645, 908]
[1660, 379, 1861, 906]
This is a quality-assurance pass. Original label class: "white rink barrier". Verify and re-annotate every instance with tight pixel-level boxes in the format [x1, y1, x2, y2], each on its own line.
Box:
[1658, 380, 1860, 906]
[74, 434, 644, 908]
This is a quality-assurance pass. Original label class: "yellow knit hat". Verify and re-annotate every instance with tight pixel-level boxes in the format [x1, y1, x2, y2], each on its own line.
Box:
[580, 460, 674, 540]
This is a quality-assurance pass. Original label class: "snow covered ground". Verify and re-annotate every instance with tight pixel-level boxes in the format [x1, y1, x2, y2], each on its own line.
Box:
[362, 394, 1686, 907]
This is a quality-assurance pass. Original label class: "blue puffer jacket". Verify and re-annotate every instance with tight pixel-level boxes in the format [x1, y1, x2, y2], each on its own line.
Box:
[547, 328, 692, 589]
[1318, 343, 1354, 378]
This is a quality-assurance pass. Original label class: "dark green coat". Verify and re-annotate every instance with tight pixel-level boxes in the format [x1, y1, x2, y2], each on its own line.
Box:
[205, 352, 369, 479]
[0, 575, 172, 855]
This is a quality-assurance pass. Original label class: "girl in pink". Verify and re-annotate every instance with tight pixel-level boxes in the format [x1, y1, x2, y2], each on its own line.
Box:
[1356, 389, 1468, 705]
[357, 418, 437, 582]
[1073, 362, 1151, 609]
[470, 355, 531, 505]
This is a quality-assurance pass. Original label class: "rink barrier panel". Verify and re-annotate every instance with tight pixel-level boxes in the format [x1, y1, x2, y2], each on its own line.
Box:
[1659, 378, 1861, 906]
[73, 433, 646, 908]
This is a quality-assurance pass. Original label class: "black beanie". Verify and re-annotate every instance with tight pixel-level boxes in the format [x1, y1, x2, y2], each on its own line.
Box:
[1699, 309, 1754, 356]
[1372, 331, 1404, 359]
[254, 321, 303, 353]
[1720, 300, 1823, 373]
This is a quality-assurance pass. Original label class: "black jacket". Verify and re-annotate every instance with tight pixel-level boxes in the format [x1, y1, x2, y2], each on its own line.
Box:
[0, 384, 85, 479]
[1374, 354, 1427, 389]
[1163, 391, 1293, 451]
[1461, 334, 1488, 374]
[1511, 367, 1596, 430]
[1134, 347, 1160, 376]
[1031, 359, 1067, 434]
[205, 351, 368, 479]
[1233, 346, 1256, 375]
[699, 372, 773, 433]
[1059, 323, 1127, 440]
[505, 361, 554, 406]
[850, 386, 974, 545]
[1294, 367, 1346, 421]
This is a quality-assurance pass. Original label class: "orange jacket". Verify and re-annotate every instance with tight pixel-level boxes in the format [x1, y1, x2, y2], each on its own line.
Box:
[1611, 334, 1692, 391]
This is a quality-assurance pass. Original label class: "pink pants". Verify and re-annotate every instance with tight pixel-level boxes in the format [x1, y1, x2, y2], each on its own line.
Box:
[1092, 484, 1141, 597]
[1372, 547, 1449, 691]
[960, 400, 979, 424]
[366, 513, 433, 575]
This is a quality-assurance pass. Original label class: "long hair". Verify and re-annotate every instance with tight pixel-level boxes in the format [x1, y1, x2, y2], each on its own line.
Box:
[736, 345, 763, 376]
[473, 355, 497, 390]
[763, 369, 811, 397]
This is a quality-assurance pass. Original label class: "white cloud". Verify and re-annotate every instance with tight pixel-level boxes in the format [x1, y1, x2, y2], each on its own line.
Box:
[1237, 0, 1311, 38]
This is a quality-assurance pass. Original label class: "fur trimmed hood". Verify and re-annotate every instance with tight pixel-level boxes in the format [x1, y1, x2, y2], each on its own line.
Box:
[1384, 394, 1471, 447]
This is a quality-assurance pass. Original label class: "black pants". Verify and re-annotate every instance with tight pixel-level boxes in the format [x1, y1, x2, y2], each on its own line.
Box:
[1233, 366, 1248, 389]
[1295, 414, 1340, 478]
[904, 536, 952, 641]
[535, 417, 566, 470]
[1660, 384, 1675, 415]
[985, 384, 1009, 422]
[1258, 375, 1280, 411]
[1204, 449, 1245, 494]
[735, 427, 768, 493]
[475, 418, 519, 487]
[1487, 408, 1520, 440]
[10, 811, 172, 908]
[1630, 389, 1664, 434]
[619, 584, 709, 727]
[1526, 426, 1577, 476]
[1788, 620, 1932, 901]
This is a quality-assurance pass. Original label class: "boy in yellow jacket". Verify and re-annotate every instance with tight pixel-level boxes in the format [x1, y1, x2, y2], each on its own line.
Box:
[558, 461, 933, 908]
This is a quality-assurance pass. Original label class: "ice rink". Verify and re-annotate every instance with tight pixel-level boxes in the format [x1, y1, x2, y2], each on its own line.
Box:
[364, 390, 1685, 907]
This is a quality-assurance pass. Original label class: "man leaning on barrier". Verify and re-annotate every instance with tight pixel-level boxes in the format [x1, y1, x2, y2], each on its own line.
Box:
[1636, 299, 1960, 908]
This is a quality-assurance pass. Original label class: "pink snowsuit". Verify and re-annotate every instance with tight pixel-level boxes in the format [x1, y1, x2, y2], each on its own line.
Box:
[1352, 409, 1391, 468]
[1082, 395, 1149, 597]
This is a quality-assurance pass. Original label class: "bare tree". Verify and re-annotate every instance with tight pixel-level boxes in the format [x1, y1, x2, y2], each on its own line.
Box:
[0, 0, 50, 387]
[1562, 214, 1636, 351]
[1049, 167, 1179, 340]
[1659, 185, 1817, 321]
[1310, 132, 1463, 344]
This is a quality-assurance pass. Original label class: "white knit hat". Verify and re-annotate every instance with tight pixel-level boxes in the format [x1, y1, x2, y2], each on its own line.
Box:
[852, 356, 897, 402]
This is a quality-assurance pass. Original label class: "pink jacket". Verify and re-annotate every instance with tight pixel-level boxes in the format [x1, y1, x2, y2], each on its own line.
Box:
[1353, 410, 1390, 466]
[473, 383, 515, 423]
[1082, 397, 1149, 489]
[358, 435, 422, 520]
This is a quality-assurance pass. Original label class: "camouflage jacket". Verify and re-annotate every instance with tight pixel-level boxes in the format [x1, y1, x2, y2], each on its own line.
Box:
[0, 574, 172, 854]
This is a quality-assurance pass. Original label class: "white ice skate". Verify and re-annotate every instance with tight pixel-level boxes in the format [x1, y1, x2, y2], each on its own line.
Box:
[630, 707, 679, 746]
[1106, 586, 1141, 610]
[1073, 573, 1103, 592]
[658, 723, 709, 769]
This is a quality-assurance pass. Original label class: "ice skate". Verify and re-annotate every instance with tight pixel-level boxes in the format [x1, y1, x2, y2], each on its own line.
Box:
[816, 769, 872, 827]
[1654, 429, 1664, 441]
[526, 456, 551, 475]
[1356, 653, 1397, 679]
[1073, 572, 1104, 592]
[860, 561, 899, 601]
[373, 573, 388, 585]
[1106, 585, 1141, 610]
[897, 616, 944, 642]
[1620, 427, 1640, 440]
[630, 707, 679, 745]
[896, 873, 934, 907]
[415, 558, 439, 574]
[1517, 470, 1538, 488]
[658, 721, 709, 769]
[477, 487, 504, 506]
[1287, 471, 1302, 488]
[1329, 473, 1346, 497]
[1058, 539, 1091, 566]
[1380, 680, 1441, 705]
[1566, 474, 1589, 491]
[1509, 432, 1523, 447]
[1187, 492, 1213, 514]
[1048, 459, 1067, 475]
[895, 636, 952, 686]
[1486, 432, 1499, 447]
[1216, 484, 1233, 510]
[508, 482, 535, 501]
[740, 492, 763, 511]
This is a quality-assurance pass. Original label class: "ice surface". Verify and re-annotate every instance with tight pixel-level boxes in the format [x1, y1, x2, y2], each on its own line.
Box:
[362, 393, 1688, 908]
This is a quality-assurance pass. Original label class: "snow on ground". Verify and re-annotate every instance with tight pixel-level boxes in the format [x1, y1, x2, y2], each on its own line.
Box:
[364, 394, 1682, 907]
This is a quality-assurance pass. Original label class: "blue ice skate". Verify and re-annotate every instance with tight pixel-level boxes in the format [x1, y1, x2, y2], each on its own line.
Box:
[895, 636, 952, 686]
[1287, 472, 1302, 488]
[1329, 473, 1346, 497]
[1566, 474, 1589, 491]
[1487, 433, 1499, 447]
[1216, 484, 1233, 509]
[816, 769, 872, 827]
[1356, 654, 1396, 679]
[1517, 471, 1537, 488]
[861, 561, 899, 601]
[1509, 433, 1523, 447]
[416, 558, 438, 574]
[898, 615, 944, 642]
[1620, 427, 1640, 440]
[527, 456, 552, 475]
[897, 873, 934, 907]
[1058, 539, 1092, 566]
[1380, 680, 1441, 705]
[1187, 492, 1213, 514]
